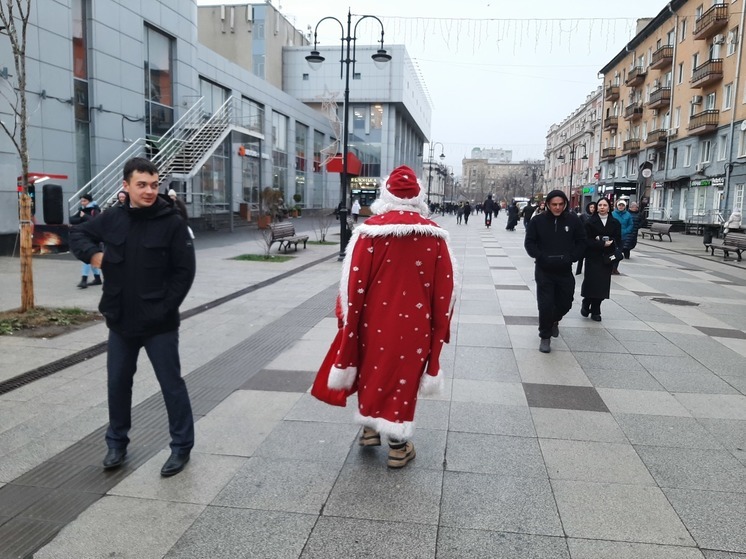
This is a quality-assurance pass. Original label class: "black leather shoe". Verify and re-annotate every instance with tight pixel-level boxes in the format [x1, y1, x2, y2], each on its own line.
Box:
[580, 301, 590, 318]
[160, 452, 190, 477]
[591, 314, 602, 322]
[539, 338, 551, 353]
[103, 448, 127, 470]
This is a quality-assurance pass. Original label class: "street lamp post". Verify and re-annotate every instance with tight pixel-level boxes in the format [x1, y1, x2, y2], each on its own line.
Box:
[426, 141, 445, 207]
[557, 143, 588, 197]
[306, 10, 391, 260]
[525, 165, 543, 202]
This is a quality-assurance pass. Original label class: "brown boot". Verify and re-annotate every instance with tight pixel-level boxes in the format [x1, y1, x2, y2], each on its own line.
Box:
[387, 441, 416, 469]
[358, 427, 381, 447]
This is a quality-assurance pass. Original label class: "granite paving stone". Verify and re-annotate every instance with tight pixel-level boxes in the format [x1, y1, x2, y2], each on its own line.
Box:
[345, 428, 446, 470]
[212, 456, 339, 514]
[649, 371, 740, 395]
[254, 420, 360, 465]
[697, 418, 746, 461]
[634, 446, 746, 492]
[446, 431, 547, 477]
[411, 399, 451, 431]
[581, 367, 666, 391]
[300, 516, 438, 559]
[163, 507, 317, 559]
[567, 539, 706, 558]
[552, 480, 695, 546]
[530, 408, 628, 443]
[615, 414, 724, 449]
[452, 347, 520, 382]
[451, 379, 527, 406]
[540, 439, 656, 485]
[439, 471, 563, 536]
[323, 464, 443, 525]
[598, 388, 693, 416]
[449, 401, 536, 437]
[673, 394, 746, 420]
[34, 496, 204, 559]
[283, 392, 359, 423]
[663, 488, 746, 553]
[436, 527, 570, 559]
[456, 323, 512, 348]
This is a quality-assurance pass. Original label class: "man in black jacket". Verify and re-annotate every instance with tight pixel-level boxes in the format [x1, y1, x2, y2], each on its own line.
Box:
[70, 157, 196, 476]
[524, 190, 586, 353]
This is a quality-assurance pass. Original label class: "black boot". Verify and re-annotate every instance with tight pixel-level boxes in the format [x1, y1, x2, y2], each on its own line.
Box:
[90, 275, 102, 286]
[76, 276, 88, 289]
[580, 299, 590, 318]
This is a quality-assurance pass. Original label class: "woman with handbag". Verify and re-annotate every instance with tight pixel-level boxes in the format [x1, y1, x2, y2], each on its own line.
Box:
[580, 198, 622, 322]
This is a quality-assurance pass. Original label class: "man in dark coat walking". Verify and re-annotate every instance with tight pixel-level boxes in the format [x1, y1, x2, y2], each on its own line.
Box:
[70, 157, 196, 477]
[524, 190, 586, 353]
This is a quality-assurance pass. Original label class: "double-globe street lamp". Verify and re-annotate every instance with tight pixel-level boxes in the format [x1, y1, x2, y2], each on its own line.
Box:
[557, 142, 588, 196]
[425, 142, 445, 207]
[306, 10, 391, 260]
[524, 165, 543, 202]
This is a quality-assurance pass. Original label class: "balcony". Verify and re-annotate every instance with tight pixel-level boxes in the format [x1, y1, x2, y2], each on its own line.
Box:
[651, 45, 674, 69]
[646, 129, 668, 148]
[688, 109, 720, 135]
[625, 66, 647, 87]
[623, 139, 641, 154]
[601, 147, 618, 160]
[603, 116, 619, 130]
[691, 59, 723, 88]
[605, 85, 620, 101]
[648, 87, 671, 109]
[624, 102, 644, 121]
[693, 4, 729, 40]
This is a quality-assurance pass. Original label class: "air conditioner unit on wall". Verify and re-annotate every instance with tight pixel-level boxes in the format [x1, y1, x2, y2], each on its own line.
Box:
[668, 127, 678, 137]
[713, 34, 725, 45]
[692, 95, 704, 105]
[695, 163, 704, 172]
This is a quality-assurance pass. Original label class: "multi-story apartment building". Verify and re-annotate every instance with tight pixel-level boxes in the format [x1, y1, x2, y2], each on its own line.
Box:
[461, 156, 544, 204]
[545, 87, 603, 210]
[599, 0, 745, 227]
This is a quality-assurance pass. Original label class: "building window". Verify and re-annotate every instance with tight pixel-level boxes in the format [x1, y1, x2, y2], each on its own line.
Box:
[199, 77, 228, 116]
[253, 54, 265, 79]
[694, 187, 706, 215]
[241, 97, 264, 133]
[272, 111, 288, 197]
[706, 92, 717, 110]
[723, 83, 733, 110]
[735, 184, 745, 213]
[295, 122, 308, 202]
[728, 26, 739, 56]
[691, 53, 699, 76]
[302, 73, 309, 80]
[669, 147, 678, 169]
[674, 107, 681, 128]
[144, 25, 174, 137]
[680, 18, 687, 42]
[677, 62, 684, 84]
[72, 0, 91, 186]
[739, 128, 746, 157]
[700, 140, 712, 163]
[657, 152, 666, 171]
[718, 133, 728, 160]
[684, 145, 692, 166]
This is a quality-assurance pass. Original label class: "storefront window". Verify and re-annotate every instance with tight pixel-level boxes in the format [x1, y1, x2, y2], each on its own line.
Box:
[272, 111, 288, 197]
[144, 25, 174, 137]
[295, 123, 308, 203]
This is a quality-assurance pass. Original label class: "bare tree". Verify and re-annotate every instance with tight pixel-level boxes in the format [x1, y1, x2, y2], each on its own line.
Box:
[313, 208, 335, 242]
[0, 0, 33, 311]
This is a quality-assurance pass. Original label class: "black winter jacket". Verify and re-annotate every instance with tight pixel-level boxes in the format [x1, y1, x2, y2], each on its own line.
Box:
[524, 209, 586, 271]
[69, 196, 195, 336]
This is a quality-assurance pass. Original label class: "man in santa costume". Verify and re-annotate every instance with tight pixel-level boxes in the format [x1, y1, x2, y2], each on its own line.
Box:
[314, 165, 456, 468]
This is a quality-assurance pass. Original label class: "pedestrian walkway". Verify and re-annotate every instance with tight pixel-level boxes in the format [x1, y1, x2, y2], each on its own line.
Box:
[1, 212, 746, 558]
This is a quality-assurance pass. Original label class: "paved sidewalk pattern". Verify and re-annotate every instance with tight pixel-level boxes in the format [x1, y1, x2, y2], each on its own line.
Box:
[1, 214, 746, 558]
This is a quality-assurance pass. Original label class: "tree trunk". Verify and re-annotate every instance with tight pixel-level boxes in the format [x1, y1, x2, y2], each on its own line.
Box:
[19, 193, 34, 311]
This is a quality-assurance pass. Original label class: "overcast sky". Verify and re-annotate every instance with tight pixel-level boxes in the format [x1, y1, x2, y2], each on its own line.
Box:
[199, 0, 669, 169]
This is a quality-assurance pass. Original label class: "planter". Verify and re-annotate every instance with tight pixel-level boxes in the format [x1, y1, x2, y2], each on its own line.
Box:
[290, 209, 298, 218]
[258, 215, 271, 229]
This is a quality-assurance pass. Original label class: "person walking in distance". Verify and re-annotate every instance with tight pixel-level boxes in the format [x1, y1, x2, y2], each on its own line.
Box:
[579, 198, 622, 322]
[524, 190, 586, 353]
[70, 157, 196, 477]
[351, 198, 362, 223]
[463, 200, 472, 224]
[611, 199, 632, 274]
[483, 194, 496, 228]
[70, 194, 102, 288]
[312, 165, 455, 468]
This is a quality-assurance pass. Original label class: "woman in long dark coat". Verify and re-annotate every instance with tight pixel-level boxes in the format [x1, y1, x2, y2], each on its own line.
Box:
[580, 198, 622, 321]
[506, 201, 519, 231]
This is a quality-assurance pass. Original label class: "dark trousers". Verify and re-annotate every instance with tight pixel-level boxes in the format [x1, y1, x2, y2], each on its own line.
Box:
[582, 297, 602, 315]
[535, 266, 575, 339]
[484, 211, 493, 226]
[106, 329, 194, 454]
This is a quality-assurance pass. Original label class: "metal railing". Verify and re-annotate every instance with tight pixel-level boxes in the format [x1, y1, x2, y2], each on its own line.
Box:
[694, 4, 728, 37]
[68, 98, 209, 214]
[691, 59, 723, 85]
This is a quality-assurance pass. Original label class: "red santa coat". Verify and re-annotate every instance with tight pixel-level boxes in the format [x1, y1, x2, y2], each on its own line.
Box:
[322, 209, 456, 440]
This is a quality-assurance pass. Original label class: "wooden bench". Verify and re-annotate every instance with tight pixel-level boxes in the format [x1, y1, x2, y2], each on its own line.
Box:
[639, 222, 673, 242]
[268, 221, 309, 253]
[705, 231, 746, 261]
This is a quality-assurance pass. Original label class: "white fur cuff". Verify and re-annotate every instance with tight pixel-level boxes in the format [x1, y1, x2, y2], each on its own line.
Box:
[327, 366, 357, 390]
[418, 370, 444, 397]
[354, 411, 414, 441]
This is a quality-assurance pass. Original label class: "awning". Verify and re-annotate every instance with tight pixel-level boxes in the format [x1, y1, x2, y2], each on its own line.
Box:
[326, 152, 362, 176]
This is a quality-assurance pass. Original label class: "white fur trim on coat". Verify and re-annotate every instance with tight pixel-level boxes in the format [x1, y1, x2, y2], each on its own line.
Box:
[354, 411, 414, 441]
[418, 369, 444, 397]
[327, 365, 357, 390]
[354, 221, 450, 240]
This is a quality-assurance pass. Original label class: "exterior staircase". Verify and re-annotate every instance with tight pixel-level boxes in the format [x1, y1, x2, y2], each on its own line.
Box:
[67, 96, 249, 217]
